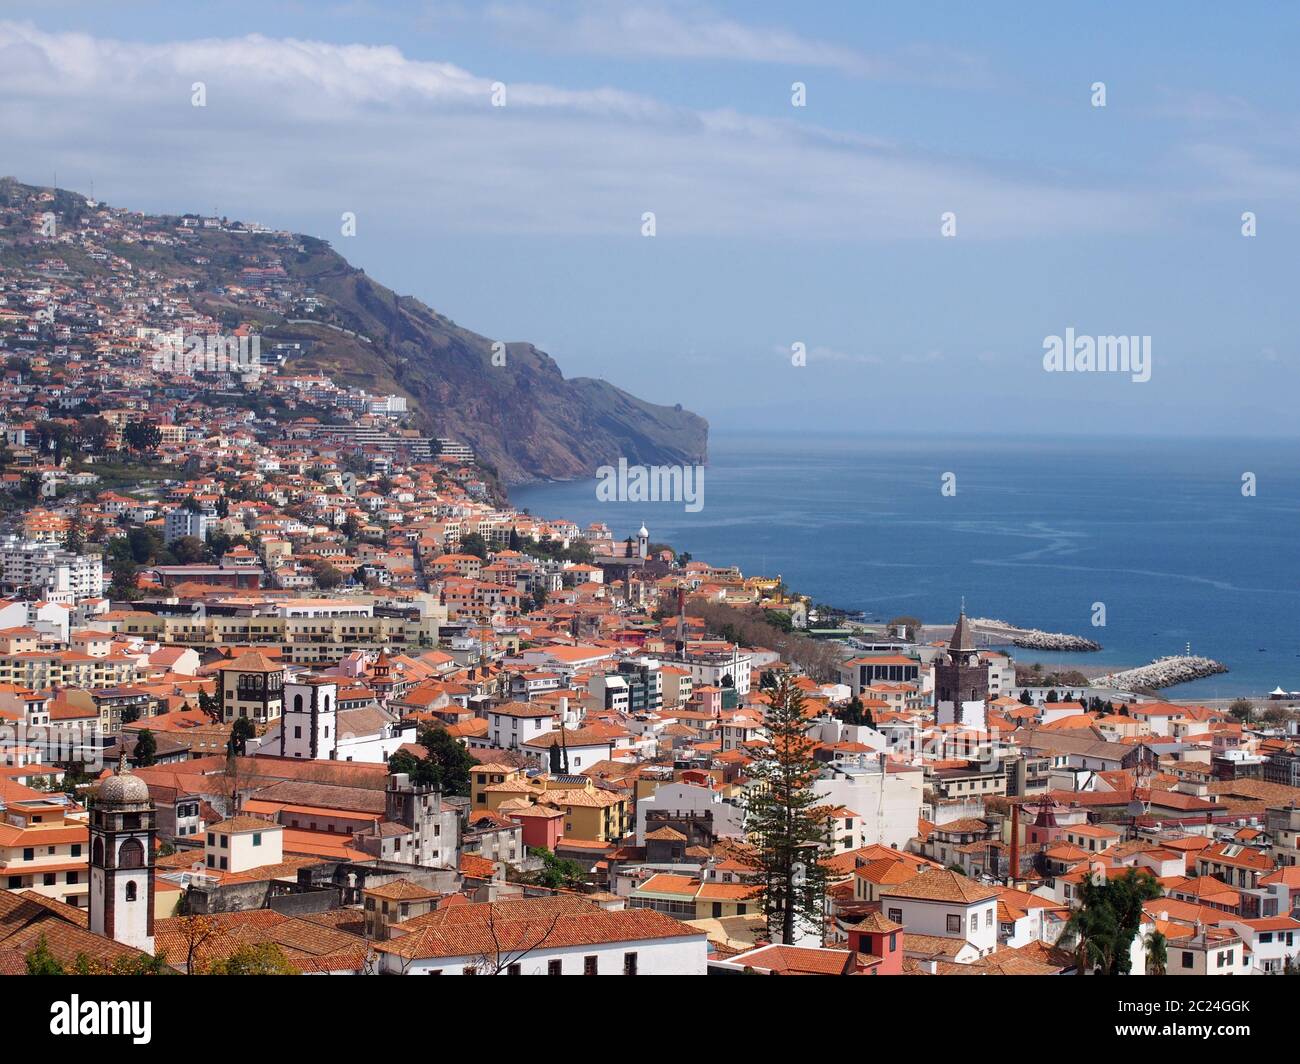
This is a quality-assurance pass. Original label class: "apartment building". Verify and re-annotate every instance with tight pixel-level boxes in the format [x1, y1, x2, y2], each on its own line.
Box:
[0, 537, 103, 603]
[0, 797, 90, 908]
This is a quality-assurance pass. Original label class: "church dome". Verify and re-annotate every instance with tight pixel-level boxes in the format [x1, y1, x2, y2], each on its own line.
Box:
[97, 761, 151, 806]
[638, 524, 649, 538]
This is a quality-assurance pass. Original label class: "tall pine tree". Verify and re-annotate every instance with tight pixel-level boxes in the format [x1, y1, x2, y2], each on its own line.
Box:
[744, 675, 831, 944]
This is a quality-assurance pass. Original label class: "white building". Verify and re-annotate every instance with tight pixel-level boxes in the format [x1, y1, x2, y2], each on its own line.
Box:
[1221, 917, 1300, 975]
[634, 781, 745, 845]
[257, 675, 416, 763]
[668, 647, 752, 696]
[1159, 925, 1251, 976]
[0, 538, 103, 604]
[163, 508, 215, 545]
[373, 896, 708, 975]
[879, 868, 1000, 960]
[204, 816, 284, 873]
[488, 701, 556, 752]
[812, 755, 924, 851]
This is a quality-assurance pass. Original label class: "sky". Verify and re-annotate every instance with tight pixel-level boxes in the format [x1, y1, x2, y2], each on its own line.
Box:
[2, 2, 1299, 435]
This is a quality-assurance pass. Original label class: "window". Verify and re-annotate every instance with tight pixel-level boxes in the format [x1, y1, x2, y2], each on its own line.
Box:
[43, 873, 55, 886]
[252, 833, 262, 846]
[125, 880, 137, 902]
[584, 955, 598, 975]
[118, 838, 145, 869]
[71, 844, 81, 858]
[548, 960, 563, 975]
[888, 908, 903, 924]
[947, 914, 962, 934]
[507, 964, 522, 975]
[986, 909, 993, 928]
[22, 848, 33, 862]
[1182, 951, 1194, 968]
[623, 952, 638, 975]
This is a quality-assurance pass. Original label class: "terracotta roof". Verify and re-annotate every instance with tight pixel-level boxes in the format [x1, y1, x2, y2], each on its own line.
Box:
[880, 868, 999, 904]
[727, 943, 857, 975]
[372, 896, 702, 960]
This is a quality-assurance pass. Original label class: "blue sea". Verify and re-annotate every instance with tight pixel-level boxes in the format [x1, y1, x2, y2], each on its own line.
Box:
[511, 433, 1300, 700]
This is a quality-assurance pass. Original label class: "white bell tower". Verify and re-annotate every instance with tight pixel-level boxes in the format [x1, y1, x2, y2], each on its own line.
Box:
[280, 675, 339, 759]
[89, 756, 156, 953]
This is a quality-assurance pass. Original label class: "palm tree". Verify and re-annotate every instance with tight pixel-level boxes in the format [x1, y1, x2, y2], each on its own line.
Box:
[1063, 876, 1117, 974]
[1063, 869, 1163, 975]
[1145, 929, 1168, 976]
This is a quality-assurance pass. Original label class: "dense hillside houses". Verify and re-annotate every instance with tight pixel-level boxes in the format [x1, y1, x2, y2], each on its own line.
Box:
[2, 180, 1300, 978]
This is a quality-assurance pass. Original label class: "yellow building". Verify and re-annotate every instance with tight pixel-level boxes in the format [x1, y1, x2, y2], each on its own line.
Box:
[471, 762, 525, 808]
[630, 872, 758, 920]
[480, 774, 630, 843]
[538, 778, 630, 843]
[100, 609, 440, 667]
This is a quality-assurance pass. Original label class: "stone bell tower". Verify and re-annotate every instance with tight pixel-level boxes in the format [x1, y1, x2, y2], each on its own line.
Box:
[935, 606, 988, 729]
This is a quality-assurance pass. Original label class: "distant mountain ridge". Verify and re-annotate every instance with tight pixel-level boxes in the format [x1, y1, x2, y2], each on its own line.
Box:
[257, 240, 709, 485]
[0, 178, 709, 485]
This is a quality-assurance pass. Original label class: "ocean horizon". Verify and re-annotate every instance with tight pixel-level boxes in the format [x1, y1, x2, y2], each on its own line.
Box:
[512, 431, 1300, 700]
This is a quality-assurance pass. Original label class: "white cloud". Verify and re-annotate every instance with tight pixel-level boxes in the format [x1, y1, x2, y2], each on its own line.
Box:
[0, 20, 1151, 240]
[478, 2, 992, 87]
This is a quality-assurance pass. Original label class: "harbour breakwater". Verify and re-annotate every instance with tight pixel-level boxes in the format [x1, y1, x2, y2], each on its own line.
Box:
[968, 618, 1102, 652]
[1094, 656, 1229, 691]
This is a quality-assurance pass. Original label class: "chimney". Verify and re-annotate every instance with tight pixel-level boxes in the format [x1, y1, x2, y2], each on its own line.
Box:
[1009, 801, 1020, 885]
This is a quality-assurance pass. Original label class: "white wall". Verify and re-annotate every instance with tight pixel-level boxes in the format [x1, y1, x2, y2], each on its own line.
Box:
[813, 764, 923, 850]
[635, 782, 745, 844]
[385, 934, 708, 975]
[882, 897, 998, 957]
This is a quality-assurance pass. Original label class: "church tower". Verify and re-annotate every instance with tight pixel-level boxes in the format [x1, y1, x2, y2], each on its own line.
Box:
[934, 607, 989, 728]
[280, 674, 339, 759]
[637, 523, 649, 560]
[89, 756, 156, 953]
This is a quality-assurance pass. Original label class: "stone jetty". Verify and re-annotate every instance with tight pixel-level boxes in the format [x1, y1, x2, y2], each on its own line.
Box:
[1094, 656, 1228, 690]
[968, 618, 1102, 652]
